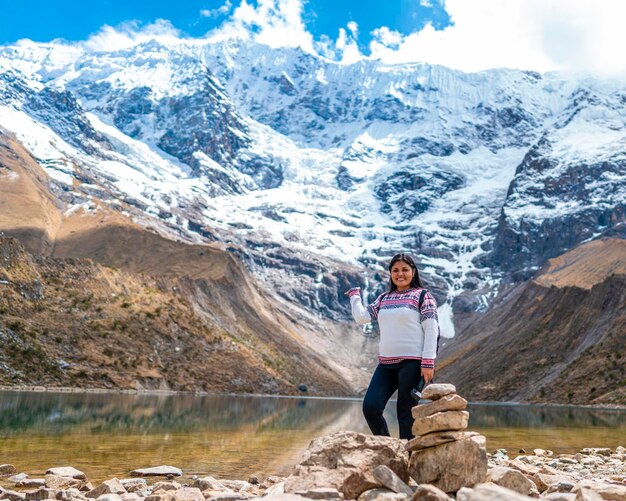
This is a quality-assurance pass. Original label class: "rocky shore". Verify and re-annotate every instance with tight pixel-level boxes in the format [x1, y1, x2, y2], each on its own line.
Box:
[1, 385, 624, 501]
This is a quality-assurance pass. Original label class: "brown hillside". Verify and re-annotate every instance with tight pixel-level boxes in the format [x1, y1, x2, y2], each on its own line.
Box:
[0, 129, 354, 395]
[438, 238, 626, 405]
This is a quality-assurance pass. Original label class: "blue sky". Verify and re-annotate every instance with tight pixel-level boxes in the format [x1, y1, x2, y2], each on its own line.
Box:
[0, 0, 451, 51]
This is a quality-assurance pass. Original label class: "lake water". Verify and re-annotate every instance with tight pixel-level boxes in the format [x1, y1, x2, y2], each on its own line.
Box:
[0, 391, 624, 483]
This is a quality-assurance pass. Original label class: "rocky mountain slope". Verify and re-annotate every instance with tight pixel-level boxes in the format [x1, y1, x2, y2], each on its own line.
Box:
[1, 39, 624, 334]
[437, 237, 626, 405]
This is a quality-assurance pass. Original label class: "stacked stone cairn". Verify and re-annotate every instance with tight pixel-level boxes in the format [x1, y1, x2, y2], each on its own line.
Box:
[406, 383, 488, 494]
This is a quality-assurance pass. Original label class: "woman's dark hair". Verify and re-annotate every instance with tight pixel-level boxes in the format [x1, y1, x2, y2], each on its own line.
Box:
[387, 253, 423, 291]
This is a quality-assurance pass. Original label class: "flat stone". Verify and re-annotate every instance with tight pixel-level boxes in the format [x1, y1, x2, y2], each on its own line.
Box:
[412, 394, 468, 420]
[357, 488, 405, 501]
[406, 431, 478, 452]
[218, 480, 250, 492]
[542, 494, 576, 501]
[572, 487, 604, 501]
[8, 473, 28, 483]
[45, 467, 87, 480]
[372, 465, 412, 496]
[0, 465, 18, 476]
[421, 384, 457, 401]
[265, 482, 286, 496]
[410, 484, 450, 500]
[130, 466, 182, 478]
[487, 467, 538, 497]
[206, 493, 247, 501]
[531, 473, 568, 493]
[579, 448, 611, 456]
[15, 479, 45, 488]
[411, 410, 469, 437]
[546, 481, 576, 494]
[575, 479, 626, 500]
[293, 487, 342, 499]
[506, 459, 541, 476]
[409, 433, 487, 493]
[88, 478, 126, 498]
[456, 483, 536, 500]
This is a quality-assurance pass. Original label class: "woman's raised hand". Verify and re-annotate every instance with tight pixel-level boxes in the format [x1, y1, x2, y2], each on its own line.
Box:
[345, 287, 361, 296]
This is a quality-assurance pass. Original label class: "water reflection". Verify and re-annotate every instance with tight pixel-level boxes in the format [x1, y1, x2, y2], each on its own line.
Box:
[0, 392, 624, 483]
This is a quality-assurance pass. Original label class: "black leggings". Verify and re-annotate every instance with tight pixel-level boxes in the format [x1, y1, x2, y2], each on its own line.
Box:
[362, 359, 422, 440]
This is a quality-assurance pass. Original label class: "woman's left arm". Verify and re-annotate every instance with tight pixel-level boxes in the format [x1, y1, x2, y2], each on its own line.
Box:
[420, 291, 439, 383]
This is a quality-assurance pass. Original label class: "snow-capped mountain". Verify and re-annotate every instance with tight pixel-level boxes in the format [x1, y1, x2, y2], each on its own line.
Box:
[1, 38, 624, 333]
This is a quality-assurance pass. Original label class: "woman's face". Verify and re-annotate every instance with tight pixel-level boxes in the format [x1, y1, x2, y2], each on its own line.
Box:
[390, 260, 415, 291]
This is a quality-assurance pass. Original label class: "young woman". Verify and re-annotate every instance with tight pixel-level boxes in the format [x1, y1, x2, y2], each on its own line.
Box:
[346, 253, 440, 440]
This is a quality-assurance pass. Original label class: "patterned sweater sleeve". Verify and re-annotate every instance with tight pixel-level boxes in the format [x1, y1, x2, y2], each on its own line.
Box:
[420, 290, 439, 369]
[348, 288, 382, 325]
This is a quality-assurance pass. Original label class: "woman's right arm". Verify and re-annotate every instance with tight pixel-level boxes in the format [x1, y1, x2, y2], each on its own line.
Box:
[347, 287, 372, 325]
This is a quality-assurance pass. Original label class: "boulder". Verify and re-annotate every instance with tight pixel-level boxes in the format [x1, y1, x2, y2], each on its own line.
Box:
[406, 431, 478, 452]
[579, 448, 611, 457]
[372, 465, 413, 496]
[192, 476, 227, 491]
[411, 394, 467, 420]
[0, 464, 18, 476]
[456, 483, 536, 500]
[25, 488, 60, 500]
[411, 411, 469, 437]
[357, 489, 405, 501]
[487, 466, 538, 497]
[171, 487, 204, 501]
[130, 466, 182, 477]
[410, 484, 450, 500]
[284, 432, 409, 500]
[15, 479, 45, 488]
[531, 473, 568, 493]
[0, 487, 26, 501]
[87, 478, 126, 498]
[421, 384, 456, 401]
[45, 467, 87, 480]
[572, 487, 604, 501]
[152, 482, 181, 492]
[219, 480, 251, 492]
[409, 434, 487, 493]
[506, 459, 541, 476]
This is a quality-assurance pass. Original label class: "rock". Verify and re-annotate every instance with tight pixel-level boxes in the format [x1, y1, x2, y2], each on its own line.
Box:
[410, 484, 450, 500]
[411, 411, 469, 437]
[24, 488, 60, 500]
[421, 384, 457, 401]
[572, 487, 604, 501]
[0, 487, 26, 501]
[130, 466, 183, 477]
[293, 487, 343, 499]
[579, 448, 612, 457]
[87, 478, 126, 498]
[284, 431, 409, 500]
[15, 479, 45, 488]
[192, 476, 227, 491]
[408, 433, 487, 493]
[45, 467, 87, 480]
[575, 479, 626, 500]
[546, 481, 576, 494]
[506, 459, 541, 476]
[120, 494, 143, 501]
[63, 487, 86, 500]
[81, 481, 95, 492]
[372, 465, 413, 496]
[200, 488, 237, 499]
[120, 479, 147, 493]
[45, 474, 83, 489]
[203, 493, 246, 501]
[406, 431, 478, 452]
[456, 483, 536, 500]
[531, 473, 568, 493]
[357, 488, 405, 501]
[9, 473, 28, 483]
[411, 394, 467, 420]
[97, 495, 124, 501]
[265, 482, 286, 496]
[254, 495, 307, 501]
[170, 487, 204, 500]
[152, 482, 181, 492]
[0, 465, 18, 476]
[541, 494, 576, 501]
[219, 480, 251, 492]
[487, 466, 538, 497]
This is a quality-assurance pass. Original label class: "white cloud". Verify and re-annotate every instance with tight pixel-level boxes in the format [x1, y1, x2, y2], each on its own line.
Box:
[200, 1, 233, 18]
[368, 0, 626, 76]
[83, 19, 182, 52]
[206, 0, 315, 52]
[346, 21, 358, 37]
